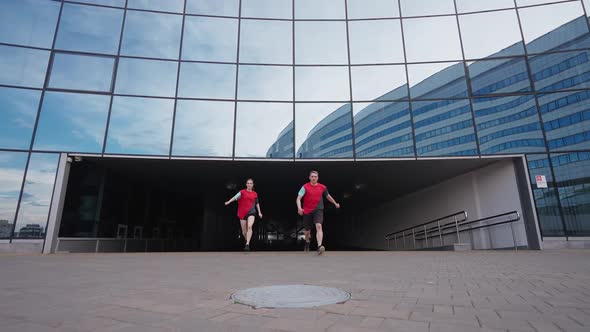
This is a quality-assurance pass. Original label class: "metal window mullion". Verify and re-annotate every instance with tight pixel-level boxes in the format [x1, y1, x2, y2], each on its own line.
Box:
[168, 0, 188, 158]
[398, 0, 418, 159]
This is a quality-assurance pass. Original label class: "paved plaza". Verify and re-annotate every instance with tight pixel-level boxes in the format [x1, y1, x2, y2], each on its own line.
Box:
[1, 250, 590, 331]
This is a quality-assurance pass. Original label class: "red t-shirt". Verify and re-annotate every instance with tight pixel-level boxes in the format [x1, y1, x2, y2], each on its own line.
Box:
[237, 189, 258, 220]
[300, 182, 328, 214]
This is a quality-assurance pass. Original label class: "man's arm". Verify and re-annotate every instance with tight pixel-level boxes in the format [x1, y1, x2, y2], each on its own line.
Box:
[326, 194, 340, 209]
[296, 195, 304, 215]
[225, 192, 241, 205]
[256, 198, 262, 218]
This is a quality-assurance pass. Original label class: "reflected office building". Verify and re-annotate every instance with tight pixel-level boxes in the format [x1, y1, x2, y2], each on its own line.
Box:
[1, 0, 589, 254]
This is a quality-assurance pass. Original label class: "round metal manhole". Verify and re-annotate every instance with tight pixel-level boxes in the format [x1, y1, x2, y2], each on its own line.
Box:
[231, 285, 350, 309]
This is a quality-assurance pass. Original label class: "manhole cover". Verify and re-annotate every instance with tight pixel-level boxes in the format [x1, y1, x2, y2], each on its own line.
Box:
[231, 285, 350, 309]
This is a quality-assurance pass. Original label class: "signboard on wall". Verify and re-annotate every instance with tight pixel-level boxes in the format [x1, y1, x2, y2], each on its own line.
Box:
[535, 175, 548, 188]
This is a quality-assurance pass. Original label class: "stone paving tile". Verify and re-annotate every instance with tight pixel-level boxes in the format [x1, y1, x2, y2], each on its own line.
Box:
[1, 250, 590, 331]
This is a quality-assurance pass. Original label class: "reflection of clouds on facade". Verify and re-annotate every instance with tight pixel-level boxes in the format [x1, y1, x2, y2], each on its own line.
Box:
[238, 65, 292, 101]
[106, 97, 174, 155]
[121, 10, 181, 59]
[14, 153, 59, 238]
[172, 100, 234, 157]
[0, 46, 49, 88]
[186, 0, 239, 17]
[116, 58, 178, 97]
[56, 3, 123, 55]
[295, 66, 350, 101]
[0, 152, 27, 229]
[34, 92, 110, 153]
[0, 0, 59, 48]
[182, 16, 238, 62]
[236, 102, 292, 158]
[0, 88, 39, 150]
[239, 19, 292, 64]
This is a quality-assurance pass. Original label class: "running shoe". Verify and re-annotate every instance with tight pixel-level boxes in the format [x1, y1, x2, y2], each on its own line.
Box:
[244, 244, 250, 251]
[317, 245, 325, 255]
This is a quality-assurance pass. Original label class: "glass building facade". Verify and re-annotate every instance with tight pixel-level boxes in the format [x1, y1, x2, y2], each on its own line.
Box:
[0, 0, 590, 242]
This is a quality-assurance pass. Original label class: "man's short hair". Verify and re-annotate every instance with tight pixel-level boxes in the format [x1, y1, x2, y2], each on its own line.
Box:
[309, 170, 319, 176]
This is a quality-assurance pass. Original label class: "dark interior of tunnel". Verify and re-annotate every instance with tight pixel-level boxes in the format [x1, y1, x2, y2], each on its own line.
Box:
[58, 157, 499, 251]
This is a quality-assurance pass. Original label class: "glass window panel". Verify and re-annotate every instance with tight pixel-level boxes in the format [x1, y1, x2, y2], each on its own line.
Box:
[400, 0, 455, 16]
[49, 53, 115, 92]
[538, 91, 590, 151]
[551, 152, 590, 236]
[468, 58, 532, 96]
[347, 0, 399, 19]
[0, 46, 49, 88]
[296, 103, 353, 158]
[412, 99, 478, 157]
[242, 0, 292, 19]
[407, 62, 468, 99]
[472, 95, 546, 155]
[517, 0, 562, 6]
[182, 16, 238, 62]
[348, 20, 404, 64]
[121, 10, 182, 59]
[115, 58, 178, 97]
[238, 65, 292, 101]
[529, 50, 590, 93]
[456, 0, 515, 13]
[295, 21, 348, 65]
[0, 0, 60, 48]
[55, 3, 123, 54]
[127, 0, 185, 12]
[295, 66, 350, 101]
[586, 0, 590, 16]
[70, 0, 126, 7]
[13, 153, 59, 239]
[353, 102, 414, 158]
[240, 19, 292, 64]
[186, 0, 239, 16]
[295, 0, 345, 19]
[106, 97, 173, 155]
[526, 154, 564, 237]
[172, 100, 234, 157]
[403, 17, 462, 62]
[178, 62, 236, 99]
[235, 102, 293, 158]
[34, 92, 110, 153]
[519, 2, 589, 54]
[459, 10, 524, 59]
[351, 65, 408, 101]
[0, 151, 27, 239]
[0, 88, 40, 150]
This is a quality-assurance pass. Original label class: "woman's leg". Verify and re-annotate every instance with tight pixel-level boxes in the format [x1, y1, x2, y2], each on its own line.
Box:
[246, 215, 255, 245]
[240, 219, 247, 241]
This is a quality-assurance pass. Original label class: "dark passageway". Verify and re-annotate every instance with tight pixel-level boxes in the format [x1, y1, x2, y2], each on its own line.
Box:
[59, 157, 501, 252]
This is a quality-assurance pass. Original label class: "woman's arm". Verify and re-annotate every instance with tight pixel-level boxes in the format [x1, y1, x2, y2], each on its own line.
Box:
[225, 192, 241, 205]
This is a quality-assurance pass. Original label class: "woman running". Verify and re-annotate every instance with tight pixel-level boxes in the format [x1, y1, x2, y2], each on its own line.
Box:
[225, 178, 262, 251]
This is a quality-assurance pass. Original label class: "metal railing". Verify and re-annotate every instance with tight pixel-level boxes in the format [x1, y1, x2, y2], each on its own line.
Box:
[385, 211, 468, 250]
[55, 237, 197, 253]
[385, 211, 522, 251]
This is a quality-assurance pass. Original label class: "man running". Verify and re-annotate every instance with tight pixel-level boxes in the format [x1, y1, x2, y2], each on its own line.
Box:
[296, 170, 340, 255]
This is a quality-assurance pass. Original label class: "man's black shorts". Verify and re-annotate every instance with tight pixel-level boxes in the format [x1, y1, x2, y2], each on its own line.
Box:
[302, 209, 324, 230]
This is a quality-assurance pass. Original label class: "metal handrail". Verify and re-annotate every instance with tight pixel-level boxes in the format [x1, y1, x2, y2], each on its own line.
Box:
[388, 210, 521, 251]
[414, 211, 520, 241]
[385, 211, 467, 240]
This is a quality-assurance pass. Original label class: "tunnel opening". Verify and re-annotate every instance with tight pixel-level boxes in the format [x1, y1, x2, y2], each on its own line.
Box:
[56, 156, 532, 252]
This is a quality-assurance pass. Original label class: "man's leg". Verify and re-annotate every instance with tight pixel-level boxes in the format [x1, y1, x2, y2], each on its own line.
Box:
[315, 211, 325, 255]
[315, 223, 323, 248]
[302, 214, 311, 251]
[246, 216, 255, 246]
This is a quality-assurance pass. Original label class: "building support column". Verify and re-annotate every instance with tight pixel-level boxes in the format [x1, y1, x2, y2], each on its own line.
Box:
[43, 153, 71, 254]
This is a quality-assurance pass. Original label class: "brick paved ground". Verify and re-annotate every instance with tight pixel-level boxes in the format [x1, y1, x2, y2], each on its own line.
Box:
[0, 250, 589, 331]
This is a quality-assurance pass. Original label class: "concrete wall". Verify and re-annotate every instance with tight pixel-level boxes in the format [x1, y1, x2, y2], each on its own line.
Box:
[343, 159, 533, 250]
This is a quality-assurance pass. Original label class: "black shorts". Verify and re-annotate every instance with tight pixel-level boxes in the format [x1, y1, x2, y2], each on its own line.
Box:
[242, 212, 257, 220]
[302, 210, 324, 230]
